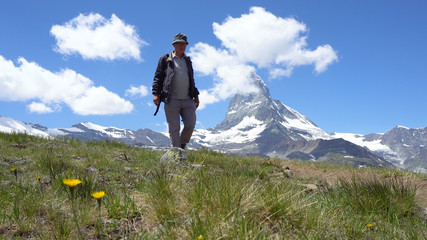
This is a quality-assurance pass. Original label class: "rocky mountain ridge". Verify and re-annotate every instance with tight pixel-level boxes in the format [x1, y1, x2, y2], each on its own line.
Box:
[189, 73, 391, 168]
[1, 74, 426, 171]
[331, 127, 427, 172]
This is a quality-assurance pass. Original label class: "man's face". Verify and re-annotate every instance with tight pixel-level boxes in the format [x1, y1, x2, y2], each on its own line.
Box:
[173, 42, 187, 55]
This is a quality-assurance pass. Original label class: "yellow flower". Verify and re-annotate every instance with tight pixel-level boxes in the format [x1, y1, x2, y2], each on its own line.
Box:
[11, 168, 18, 180]
[197, 235, 203, 240]
[367, 223, 373, 228]
[177, 175, 182, 178]
[63, 179, 82, 188]
[91, 191, 106, 199]
[135, 167, 139, 170]
[37, 176, 41, 181]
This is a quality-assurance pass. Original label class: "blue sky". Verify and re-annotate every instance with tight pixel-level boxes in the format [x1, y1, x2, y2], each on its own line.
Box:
[1, 0, 426, 134]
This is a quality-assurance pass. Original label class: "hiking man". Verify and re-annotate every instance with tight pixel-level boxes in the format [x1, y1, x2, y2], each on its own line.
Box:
[152, 33, 200, 149]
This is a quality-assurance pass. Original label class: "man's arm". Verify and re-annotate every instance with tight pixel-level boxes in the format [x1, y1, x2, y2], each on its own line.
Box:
[152, 55, 166, 97]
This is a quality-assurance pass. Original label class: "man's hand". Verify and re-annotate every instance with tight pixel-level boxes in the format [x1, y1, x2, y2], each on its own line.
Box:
[194, 98, 199, 109]
[153, 95, 161, 107]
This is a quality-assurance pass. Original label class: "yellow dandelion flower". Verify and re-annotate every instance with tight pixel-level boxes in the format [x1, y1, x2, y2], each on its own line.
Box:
[367, 223, 373, 228]
[135, 167, 139, 170]
[11, 168, 18, 180]
[37, 176, 41, 181]
[91, 191, 107, 199]
[197, 235, 203, 240]
[63, 179, 82, 188]
[177, 175, 182, 178]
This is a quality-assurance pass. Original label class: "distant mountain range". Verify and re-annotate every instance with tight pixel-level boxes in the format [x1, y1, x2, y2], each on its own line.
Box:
[1, 73, 426, 172]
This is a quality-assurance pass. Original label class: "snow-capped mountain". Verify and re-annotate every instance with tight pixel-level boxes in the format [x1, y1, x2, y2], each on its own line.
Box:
[190, 73, 331, 156]
[0, 73, 425, 170]
[57, 122, 171, 147]
[189, 73, 391, 167]
[57, 122, 136, 139]
[0, 116, 50, 137]
[0, 116, 170, 148]
[331, 126, 427, 168]
[192, 74, 330, 151]
[212, 73, 330, 141]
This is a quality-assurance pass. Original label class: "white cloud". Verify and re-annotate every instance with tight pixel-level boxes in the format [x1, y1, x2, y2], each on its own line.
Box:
[125, 85, 149, 98]
[212, 6, 338, 73]
[0, 55, 134, 115]
[69, 86, 133, 115]
[51, 13, 147, 61]
[189, 6, 338, 108]
[189, 43, 258, 109]
[269, 67, 293, 79]
[197, 90, 220, 110]
[27, 102, 55, 114]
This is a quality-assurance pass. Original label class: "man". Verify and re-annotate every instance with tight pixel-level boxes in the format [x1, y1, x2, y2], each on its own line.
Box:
[152, 33, 200, 149]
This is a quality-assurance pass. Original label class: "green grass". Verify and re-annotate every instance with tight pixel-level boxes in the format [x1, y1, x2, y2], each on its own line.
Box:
[0, 132, 426, 239]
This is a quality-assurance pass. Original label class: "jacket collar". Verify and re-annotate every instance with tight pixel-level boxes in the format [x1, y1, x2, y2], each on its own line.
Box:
[167, 51, 187, 61]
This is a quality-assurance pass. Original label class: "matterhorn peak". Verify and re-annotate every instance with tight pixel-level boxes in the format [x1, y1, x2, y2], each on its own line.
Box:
[191, 72, 331, 157]
[205, 73, 331, 140]
[249, 72, 270, 95]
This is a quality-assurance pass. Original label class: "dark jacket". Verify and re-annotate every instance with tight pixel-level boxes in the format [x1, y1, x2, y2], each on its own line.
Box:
[152, 52, 199, 103]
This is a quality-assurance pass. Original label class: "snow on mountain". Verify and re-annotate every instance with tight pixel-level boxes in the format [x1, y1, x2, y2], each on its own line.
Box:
[331, 132, 392, 153]
[277, 102, 331, 140]
[51, 127, 84, 135]
[0, 116, 50, 137]
[192, 116, 266, 147]
[396, 125, 410, 130]
[78, 122, 135, 139]
[330, 132, 404, 164]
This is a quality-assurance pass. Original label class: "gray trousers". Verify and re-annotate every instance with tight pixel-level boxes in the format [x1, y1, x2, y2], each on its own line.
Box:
[164, 98, 196, 148]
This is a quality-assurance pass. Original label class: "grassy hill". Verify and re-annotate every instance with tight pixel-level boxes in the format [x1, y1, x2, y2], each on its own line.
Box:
[1, 132, 426, 239]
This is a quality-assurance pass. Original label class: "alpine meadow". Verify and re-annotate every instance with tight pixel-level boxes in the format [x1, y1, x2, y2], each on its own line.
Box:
[1, 132, 427, 239]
